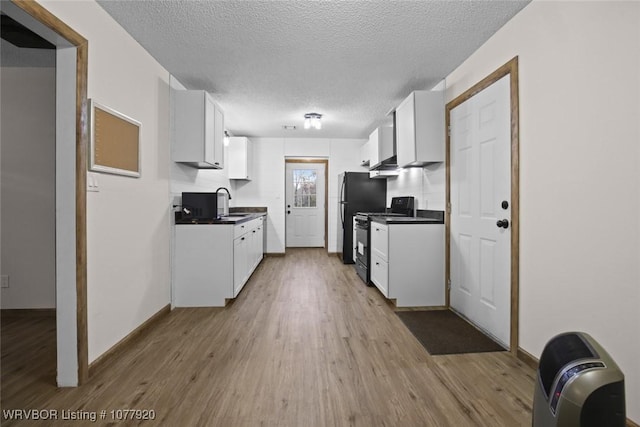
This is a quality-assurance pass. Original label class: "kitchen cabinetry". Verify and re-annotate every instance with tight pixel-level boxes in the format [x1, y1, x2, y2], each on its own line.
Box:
[370, 220, 444, 307]
[172, 90, 225, 169]
[174, 216, 265, 307]
[228, 137, 253, 180]
[368, 126, 394, 169]
[395, 90, 444, 168]
[359, 139, 371, 166]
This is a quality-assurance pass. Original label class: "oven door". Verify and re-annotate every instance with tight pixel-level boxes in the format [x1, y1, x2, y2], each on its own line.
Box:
[355, 221, 368, 267]
[354, 220, 369, 284]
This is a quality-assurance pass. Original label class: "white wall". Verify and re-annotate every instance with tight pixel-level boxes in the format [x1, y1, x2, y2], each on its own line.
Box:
[1, 67, 56, 309]
[39, 0, 172, 363]
[233, 138, 366, 253]
[445, 0, 640, 421]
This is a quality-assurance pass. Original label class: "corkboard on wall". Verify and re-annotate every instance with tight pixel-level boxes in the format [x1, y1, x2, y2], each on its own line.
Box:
[89, 100, 141, 177]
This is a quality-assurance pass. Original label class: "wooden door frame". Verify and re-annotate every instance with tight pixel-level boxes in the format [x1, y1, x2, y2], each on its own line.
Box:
[445, 57, 520, 354]
[11, 0, 89, 383]
[284, 158, 329, 251]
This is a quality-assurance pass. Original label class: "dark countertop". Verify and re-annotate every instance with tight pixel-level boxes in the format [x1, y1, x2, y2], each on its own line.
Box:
[371, 209, 444, 225]
[176, 209, 267, 225]
[230, 206, 268, 214]
[371, 216, 444, 225]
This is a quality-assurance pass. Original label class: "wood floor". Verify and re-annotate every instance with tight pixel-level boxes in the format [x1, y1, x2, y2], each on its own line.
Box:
[1, 248, 535, 426]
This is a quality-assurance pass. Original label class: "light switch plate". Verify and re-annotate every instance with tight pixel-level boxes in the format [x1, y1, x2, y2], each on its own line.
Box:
[1, 275, 9, 288]
[87, 172, 99, 192]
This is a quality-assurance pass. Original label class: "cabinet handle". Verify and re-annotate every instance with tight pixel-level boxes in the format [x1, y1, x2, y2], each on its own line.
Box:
[253, 230, 256, 233]
[375, 262, 380, 265]
[241, 237, 245, 241]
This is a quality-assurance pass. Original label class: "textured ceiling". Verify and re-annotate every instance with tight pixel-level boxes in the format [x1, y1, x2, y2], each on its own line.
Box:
[96, 0, 530, 139]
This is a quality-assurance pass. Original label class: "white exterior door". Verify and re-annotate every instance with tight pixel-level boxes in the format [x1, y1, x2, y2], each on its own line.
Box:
[450, 75, 511, 348]
[285, 162, 325, 247]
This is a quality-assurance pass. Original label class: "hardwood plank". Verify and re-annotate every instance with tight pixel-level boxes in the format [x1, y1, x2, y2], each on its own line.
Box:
[1, 248, 537, 426]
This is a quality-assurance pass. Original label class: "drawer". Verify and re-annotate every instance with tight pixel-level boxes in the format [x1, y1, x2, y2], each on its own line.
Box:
[370, 253, 388, 298]
[371, 222, 388, 261]
[234, 221, 251, 239]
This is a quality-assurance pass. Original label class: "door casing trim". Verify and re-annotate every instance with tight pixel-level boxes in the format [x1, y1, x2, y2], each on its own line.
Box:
[11, 0, 89, 383]
[284, 158, 329, 251]
[445, 56, 520, 354]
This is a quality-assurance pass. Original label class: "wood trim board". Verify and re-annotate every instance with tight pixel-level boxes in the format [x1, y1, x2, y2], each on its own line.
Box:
[445, 56, 520, 355]
[11, 0, 89, 384]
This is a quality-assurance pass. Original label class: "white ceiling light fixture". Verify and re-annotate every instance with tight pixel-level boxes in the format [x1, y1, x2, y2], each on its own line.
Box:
[304, 113, 322, 130]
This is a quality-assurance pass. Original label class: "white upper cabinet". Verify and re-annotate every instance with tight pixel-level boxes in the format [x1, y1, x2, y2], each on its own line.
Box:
[359, 139, 371, 167]
[395, 90, 444, 168]
[172, 90, 225, 169]
[228, 136, 253, 180]
[368, 126, 394, 169]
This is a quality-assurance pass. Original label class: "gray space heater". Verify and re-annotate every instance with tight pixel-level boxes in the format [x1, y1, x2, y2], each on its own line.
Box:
[532, 332, 625, 427]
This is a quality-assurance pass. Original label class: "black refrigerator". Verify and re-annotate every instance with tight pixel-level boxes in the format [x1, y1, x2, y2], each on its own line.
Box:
[337, 172, 387, 264]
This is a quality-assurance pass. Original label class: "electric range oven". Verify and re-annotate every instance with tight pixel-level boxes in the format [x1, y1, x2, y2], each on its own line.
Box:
[354, 196, 414, 284]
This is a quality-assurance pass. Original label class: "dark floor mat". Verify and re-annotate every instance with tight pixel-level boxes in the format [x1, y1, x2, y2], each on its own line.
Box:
[396, 310, 506, 355]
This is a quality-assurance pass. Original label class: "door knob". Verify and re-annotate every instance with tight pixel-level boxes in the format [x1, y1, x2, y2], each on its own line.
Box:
[287, 210, 291, 214]
[496, 219, 509, 229]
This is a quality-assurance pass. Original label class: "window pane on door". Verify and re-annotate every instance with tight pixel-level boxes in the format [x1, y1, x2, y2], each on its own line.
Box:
[293, 169, 317, 208]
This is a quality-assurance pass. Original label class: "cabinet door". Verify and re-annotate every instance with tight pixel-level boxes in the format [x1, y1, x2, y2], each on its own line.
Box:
[369, 128, 380, 166]
[212, 103, 224, 168]
[204, 94, 216, 165]
[396, 93, 416, 168]
[370, 222, 388, 261]
[228, 137, 252, 180]
[233, 235, 248, 296]
[359, 140, 371, 166]
[396, 91, 444, 167]
[251, 226, 259, 270]
[256, 223, 264, 263]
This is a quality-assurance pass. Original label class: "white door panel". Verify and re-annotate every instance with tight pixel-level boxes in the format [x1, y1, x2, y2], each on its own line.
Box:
[285, 162, 325, 247]
[450, 75, 511, 347]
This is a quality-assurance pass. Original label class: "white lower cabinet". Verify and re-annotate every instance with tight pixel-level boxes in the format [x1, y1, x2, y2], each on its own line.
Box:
[370, 221, 445, 307]
[174, 216, 265, 307]
[233, 233, 248, 297]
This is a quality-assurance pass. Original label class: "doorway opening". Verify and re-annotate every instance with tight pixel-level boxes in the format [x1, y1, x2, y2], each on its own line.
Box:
[445, 57, 520, 354]
[285, 159, 328, 250]
[0, 0, 89, 386]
